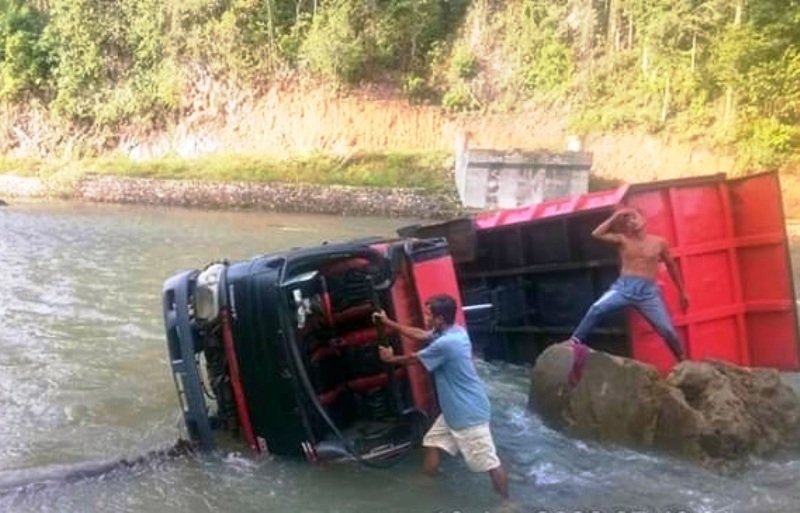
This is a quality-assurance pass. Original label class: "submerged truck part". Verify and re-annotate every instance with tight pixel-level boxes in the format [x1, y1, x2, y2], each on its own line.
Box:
[163, 271, 216, 452]
[161, 237, 458, 465]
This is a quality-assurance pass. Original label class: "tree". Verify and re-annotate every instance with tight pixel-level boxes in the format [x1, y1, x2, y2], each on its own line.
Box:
[0, 0, 53, 100]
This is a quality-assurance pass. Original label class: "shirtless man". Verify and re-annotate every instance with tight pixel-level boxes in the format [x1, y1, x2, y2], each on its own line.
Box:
[568, 207, 688, 383]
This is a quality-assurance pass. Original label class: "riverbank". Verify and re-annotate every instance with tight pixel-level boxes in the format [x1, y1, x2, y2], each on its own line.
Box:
[4, 170, 800, 223]
[0, 174, 463, 219]
[0, 152, 468, 218]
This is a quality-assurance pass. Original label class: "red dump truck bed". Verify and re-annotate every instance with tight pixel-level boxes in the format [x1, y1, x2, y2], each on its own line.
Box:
[406, 171, 799, 375]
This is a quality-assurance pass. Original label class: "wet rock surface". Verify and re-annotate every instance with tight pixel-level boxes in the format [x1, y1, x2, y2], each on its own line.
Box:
[529, 342, 800, 471]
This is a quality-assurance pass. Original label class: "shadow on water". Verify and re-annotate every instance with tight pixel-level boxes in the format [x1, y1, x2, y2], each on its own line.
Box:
[0, 440, 194, 497]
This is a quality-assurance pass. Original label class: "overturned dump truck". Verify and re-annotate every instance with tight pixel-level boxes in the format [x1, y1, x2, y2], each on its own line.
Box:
[162, 237, 465, 462]
[401, 171, 800, 374]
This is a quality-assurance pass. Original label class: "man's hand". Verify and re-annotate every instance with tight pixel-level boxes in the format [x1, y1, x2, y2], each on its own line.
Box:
[680, 294, 690, 312]
[593, 207, 633, 244]
[613, 207, 637, 223]
[616, 207, 644, 228]
[378, 345, 395, 363]
[372, 310, 387, 324]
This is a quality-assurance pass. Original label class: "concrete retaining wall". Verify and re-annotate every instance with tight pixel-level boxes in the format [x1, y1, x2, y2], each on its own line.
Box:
[0, 175, 48, 198]
[0, 175, 462, 219]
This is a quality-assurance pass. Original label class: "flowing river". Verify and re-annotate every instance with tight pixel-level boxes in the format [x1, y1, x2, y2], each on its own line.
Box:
[1, 201, 800, 513]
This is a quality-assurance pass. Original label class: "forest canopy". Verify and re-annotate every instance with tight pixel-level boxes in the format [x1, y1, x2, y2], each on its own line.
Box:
[0, 0, 798, 171]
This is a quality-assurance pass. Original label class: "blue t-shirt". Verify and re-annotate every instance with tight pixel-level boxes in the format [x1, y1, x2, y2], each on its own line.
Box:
[416, 325, 491, 430]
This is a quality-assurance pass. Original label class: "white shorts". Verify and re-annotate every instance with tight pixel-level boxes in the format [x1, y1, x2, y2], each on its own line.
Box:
[422, 415, 501, 473]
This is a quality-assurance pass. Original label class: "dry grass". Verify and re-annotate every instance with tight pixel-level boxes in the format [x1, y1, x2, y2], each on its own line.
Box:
[0, 151, 455, 194]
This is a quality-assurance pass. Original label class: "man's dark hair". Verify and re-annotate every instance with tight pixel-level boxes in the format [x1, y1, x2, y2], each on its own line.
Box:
[425, 294, 457, 325]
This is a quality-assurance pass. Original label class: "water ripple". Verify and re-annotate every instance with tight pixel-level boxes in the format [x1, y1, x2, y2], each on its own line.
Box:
[2, 202, 800, 512]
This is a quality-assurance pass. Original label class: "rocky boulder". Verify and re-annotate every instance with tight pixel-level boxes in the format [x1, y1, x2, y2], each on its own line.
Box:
[529, 342, 800, 471]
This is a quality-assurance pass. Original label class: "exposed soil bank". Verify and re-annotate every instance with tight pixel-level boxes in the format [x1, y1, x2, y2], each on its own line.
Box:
[4, 82, 798, 216]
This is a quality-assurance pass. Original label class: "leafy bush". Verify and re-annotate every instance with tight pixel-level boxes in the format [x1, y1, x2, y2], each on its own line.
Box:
[0, 1, 53, 100]
[298, 0, 368, 84]
[520, 40, 572, 96]
[442, 82, 478, 112]
[451, 47, 478, 80]
[736, 118, 800, 172]
[402, 73, 430, 104]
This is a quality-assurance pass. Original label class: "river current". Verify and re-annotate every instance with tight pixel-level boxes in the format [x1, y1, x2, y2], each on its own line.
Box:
[1, 201, 800, 513]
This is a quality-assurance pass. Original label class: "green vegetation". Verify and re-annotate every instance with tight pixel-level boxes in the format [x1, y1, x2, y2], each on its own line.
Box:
[0, 0, 798, 178]
[0, 151, 454, 192]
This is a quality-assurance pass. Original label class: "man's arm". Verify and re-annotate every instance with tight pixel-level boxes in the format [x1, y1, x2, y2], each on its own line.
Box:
[373, 310, 432, 342]
[591, 208, 632, 244]
[660, 240, 689, 311]
[379, 345, 421, 366]
[374, 311, 445, 369]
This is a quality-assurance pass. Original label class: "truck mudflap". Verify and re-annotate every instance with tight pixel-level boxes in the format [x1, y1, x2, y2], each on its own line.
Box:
[163, 270, 215, 451]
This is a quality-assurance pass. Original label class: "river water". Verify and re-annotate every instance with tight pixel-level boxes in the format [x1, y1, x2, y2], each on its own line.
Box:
[1, 202, 800, 513]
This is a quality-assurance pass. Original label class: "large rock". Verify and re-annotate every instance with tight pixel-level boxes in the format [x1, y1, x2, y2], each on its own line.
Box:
[529, 342, 800, 471]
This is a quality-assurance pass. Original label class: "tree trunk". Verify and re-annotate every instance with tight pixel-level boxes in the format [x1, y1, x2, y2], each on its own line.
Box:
[726, 0, 745, 125]
[661, 73, 671, 123]
[735, 0, 744, 25]
[627, 13, 634, 49]
[267, 0, 276, 70]
[641, 46, 649, 74]
[607, 0, 621, 53]
[581, 0, 594, 59]
[691, 32, 697, 72]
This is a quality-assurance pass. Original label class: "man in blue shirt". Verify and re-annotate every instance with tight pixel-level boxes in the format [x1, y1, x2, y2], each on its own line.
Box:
[375, 294, 508, 499]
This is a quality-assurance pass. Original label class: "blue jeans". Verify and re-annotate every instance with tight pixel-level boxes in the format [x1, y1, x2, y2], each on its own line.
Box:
[571, 276, 684, 360]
